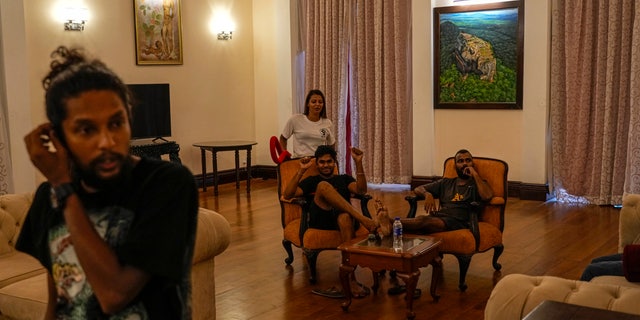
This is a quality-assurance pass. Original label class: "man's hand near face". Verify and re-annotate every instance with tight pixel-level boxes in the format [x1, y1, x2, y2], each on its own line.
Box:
[24, 123, 72, 186]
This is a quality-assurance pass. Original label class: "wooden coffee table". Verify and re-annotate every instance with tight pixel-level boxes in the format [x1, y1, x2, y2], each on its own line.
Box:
[337, 234, 442, 320]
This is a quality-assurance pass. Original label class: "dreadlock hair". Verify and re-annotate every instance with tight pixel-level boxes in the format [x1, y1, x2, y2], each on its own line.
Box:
[42, 46, 132, 146]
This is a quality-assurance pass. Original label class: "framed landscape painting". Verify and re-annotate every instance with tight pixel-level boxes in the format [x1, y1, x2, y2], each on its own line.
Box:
[434, 1, 524, 109]
[134, 0, 183, 65]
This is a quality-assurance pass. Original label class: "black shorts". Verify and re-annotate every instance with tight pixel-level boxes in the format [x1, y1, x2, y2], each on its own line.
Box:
[430, 208, 469, 231]
[307, 204, 340, 230]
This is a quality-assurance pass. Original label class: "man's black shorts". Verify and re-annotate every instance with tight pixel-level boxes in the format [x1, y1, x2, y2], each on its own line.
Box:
[430, 208, 470, 231]
[307, 203, 340, 230]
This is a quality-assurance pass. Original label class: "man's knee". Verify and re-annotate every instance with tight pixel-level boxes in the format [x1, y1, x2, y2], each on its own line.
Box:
[419, 216, 446, 233]
[337, 213, 352, 227]
[316, 181, 333, 192]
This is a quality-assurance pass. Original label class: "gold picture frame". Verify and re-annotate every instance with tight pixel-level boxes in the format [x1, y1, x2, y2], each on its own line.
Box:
[134, 0, 183, 65]
[434, 0, 524, 109]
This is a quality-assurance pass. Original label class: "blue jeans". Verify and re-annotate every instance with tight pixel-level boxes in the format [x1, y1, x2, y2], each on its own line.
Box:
[579, 253, 624, 281]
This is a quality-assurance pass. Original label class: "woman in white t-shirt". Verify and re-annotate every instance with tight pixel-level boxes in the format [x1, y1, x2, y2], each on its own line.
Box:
[280, 89, 336, 158]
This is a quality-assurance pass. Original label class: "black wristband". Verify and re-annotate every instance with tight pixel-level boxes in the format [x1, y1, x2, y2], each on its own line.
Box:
[50, 183, 76, 210]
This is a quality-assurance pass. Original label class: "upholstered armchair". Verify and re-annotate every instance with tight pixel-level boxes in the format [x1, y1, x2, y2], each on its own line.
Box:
[277, 158, 372, 283]
[406, 156, 508, 291]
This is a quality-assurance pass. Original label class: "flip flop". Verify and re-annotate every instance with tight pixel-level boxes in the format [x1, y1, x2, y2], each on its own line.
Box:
[410, 288, 422, 299]
[351, 282, 371, 299]
[387, 284, 406, 295]
[387, 285, 421, 299]
[312, 286, 345, 299]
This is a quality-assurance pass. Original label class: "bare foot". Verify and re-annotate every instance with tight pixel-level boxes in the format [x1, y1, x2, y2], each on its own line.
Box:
[361, 217, 378, 234]
[374, 199, 393, 236]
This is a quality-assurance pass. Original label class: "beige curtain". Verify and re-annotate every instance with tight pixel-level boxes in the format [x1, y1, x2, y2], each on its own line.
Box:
[626, 1, 640, 195]
[549, 0, 640, 204]
[351, 0, 411, 184]
[303, 0, 351, 167]
[302, 0, 412, 183]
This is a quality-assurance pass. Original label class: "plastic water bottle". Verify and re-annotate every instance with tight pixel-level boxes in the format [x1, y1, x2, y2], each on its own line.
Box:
[393, 217, 403, 251]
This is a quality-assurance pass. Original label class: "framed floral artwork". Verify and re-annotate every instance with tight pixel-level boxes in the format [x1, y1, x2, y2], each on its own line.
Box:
[434, 1, 524, 109]
[134, 0, 183, 65]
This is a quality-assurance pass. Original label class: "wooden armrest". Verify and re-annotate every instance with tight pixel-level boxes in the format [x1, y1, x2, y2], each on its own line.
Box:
[352, 193, 372, 201]
[489, 197, 505, 205]
[405, 194, 424, 218]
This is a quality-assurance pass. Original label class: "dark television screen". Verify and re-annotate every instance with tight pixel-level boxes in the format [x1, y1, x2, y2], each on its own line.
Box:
[127, 83, 171, 140]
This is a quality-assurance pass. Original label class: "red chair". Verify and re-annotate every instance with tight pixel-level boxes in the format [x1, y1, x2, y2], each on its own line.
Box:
[269, 136, 291, 164]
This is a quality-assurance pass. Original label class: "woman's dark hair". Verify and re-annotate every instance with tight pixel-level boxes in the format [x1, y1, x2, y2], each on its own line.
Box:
[42, 46, 132, 146]
[314, 145, 337, 161]
[303, 89, 327, 118]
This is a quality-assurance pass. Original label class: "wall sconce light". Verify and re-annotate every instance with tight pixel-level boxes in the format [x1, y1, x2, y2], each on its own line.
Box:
[217, 31, 233, 40]
[209, 9, 235, 41]
[62, 7, 89, 31]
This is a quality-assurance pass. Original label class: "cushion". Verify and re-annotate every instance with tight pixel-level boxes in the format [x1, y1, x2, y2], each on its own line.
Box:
[0, 193, 33, 256]
[623, 244, 640, 282]
[620, 194, 640, 252]
[591, 276, 640, 288]
[0, 272, 48, 320]
[0, 252, 46, 289]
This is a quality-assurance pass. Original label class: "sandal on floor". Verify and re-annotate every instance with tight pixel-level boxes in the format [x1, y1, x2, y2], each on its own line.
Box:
[388, 285, 421, 299]
[411, 288, 422, 299]
[351, 281, 371, 299]
[312, 286, 345, 299]
[388, 284, 406, 295]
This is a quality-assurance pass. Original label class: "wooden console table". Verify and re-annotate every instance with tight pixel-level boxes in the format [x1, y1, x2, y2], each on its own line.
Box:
[192, 141, 257, 196]
[130, 139, 181, 164]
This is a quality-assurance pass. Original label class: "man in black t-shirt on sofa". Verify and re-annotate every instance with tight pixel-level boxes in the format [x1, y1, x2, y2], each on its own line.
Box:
[17, 46, 198, 319]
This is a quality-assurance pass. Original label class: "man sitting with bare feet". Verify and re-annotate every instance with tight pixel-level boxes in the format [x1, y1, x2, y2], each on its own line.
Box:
[374, 149, 493, 296]
[408, 149, 493, 233]
[283, 145, 378, 298]
[376, 149, 493, 235]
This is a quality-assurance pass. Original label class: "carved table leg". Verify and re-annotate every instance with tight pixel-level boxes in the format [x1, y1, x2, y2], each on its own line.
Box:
[371, 270, 381, 295]
[234, 150, 240, 189]
[200, 149, 207, 191]
[212, 150, 219, 196]
[430, 255, 443, 302]
[396, 270, 420, 320]
[339, 264, 356, 312]
[246, 147, 252, 194]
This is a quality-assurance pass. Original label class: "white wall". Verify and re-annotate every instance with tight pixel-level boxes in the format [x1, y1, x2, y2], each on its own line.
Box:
[4, 0, 258, 193]
[252, 0, 293, 166]
[3, 0, 549, 192]
[413, 0, 549, 183]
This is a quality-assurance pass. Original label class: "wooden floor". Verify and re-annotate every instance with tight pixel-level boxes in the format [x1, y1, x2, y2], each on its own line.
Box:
[202, 179, 620, 320]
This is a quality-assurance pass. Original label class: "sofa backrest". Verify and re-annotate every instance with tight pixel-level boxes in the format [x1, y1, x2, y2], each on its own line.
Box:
[620, 194, 640, 252]
[0, 193, 34, 255]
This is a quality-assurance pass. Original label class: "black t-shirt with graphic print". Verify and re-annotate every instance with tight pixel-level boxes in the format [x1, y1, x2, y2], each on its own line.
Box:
[16, 158, 198, 319]
[423, 177, 482, 223]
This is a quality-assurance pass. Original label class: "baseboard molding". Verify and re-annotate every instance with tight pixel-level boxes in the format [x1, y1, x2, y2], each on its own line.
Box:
[194, 165, 278, 189]
[411, 175, 549, 201]
[198, 166, 549, 201]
